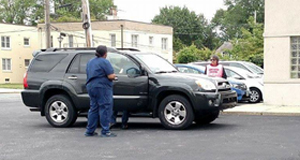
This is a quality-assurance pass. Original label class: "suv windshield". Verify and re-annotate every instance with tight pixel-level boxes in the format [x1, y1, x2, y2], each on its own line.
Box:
[135, 54, 177, 73]
[244, 62, 264, 74]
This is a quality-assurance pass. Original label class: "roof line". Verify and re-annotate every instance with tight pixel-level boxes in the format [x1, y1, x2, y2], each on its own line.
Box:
[0, 22, 36, 28]
[39, 19, 173, 28]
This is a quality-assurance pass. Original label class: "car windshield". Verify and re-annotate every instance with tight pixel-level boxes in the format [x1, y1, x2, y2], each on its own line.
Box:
[135, 54, 177, 73]
[244, 62, 264, 74]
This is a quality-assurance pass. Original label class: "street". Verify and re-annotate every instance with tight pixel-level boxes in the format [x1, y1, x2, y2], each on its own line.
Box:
[0, 94, 300, 160]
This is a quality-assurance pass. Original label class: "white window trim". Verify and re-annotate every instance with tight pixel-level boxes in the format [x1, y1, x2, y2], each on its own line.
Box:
[24, 59, 31, 69]
[2, 58, 12, 72]
[162, 38, 168, 50]
[131, 34, 138, 47]
[24, 37, 30, 47]
[110, 34, 116, 47]
[1, 36, 11, 50]
[149, 36, 153, 46]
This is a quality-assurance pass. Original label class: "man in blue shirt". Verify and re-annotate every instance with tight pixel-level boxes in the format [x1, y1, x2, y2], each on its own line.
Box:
[85, 45, 117, 137]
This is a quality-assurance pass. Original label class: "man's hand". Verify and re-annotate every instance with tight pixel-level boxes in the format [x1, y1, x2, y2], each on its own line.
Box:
[107, 73, 116, 80]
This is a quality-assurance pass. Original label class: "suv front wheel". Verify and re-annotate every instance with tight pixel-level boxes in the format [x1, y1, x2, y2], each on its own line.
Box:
[158, 95, 194, 130]
[45, 94, 77, 127]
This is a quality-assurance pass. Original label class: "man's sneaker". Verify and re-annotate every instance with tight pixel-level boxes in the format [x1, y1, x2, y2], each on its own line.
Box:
[84, 132, 98, 137]
[100, 132, 117, 137]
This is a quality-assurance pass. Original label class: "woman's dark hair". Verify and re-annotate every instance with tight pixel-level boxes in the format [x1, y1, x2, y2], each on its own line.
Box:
[95, 45, 107, 57]
[211, 55, 219, 62]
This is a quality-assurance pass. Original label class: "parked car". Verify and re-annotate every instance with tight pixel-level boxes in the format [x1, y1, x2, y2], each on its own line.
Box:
[223, 66, 263, 103]
[22, 48, 237, 130]
[191, 61, 264, 76]
[175, 64, 250, 101]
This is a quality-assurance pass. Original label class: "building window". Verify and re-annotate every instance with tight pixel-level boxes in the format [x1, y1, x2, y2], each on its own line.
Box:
[291, 37, 300, 78]
[50, 36, 53, 47]
[2, 58, 11, 71]
[24, 38, 30, 46]
[131, 35, 138, 47]
[1, 36, 10, 49]
[162, 38, 168, 50]
[149, 36, 153, 45]
[69, 35, 73, 47]
[110, 34, 116, 47]
[25, 59, 30, 67]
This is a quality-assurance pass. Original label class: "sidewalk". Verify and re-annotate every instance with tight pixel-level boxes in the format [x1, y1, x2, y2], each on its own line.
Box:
[1, 88, 300, 116]
[222, 102, 300, 116]
[0, 88, 23, 94]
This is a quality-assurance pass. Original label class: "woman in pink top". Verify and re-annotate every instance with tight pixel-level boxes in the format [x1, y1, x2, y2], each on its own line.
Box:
[204, 55, 227, 79]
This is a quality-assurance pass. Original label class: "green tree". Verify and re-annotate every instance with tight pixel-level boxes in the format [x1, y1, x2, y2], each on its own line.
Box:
[52, 0, 114, 22]
[152, 6, 216, 51]
[177, 44, 201, 63]
[176, 44, 215, 63]
[225, 17, 264, 67]
[212, 0, 264, 40]
[0, 0, 44, 25]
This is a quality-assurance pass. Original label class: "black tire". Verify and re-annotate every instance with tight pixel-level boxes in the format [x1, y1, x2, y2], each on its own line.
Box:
[45, 94, 77, 127]
[194, 110, 219, 125]
[249, 88, 262, 103]
[158, 95, 194, 130]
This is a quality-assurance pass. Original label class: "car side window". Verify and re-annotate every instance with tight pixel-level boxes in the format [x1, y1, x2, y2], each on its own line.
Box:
[178, 67, 201, 74]
[230, 63, 248, 71]
[178, 67, 189, 73]
[68, 54, 94, 74]
[225, 69, 242, 78]
[107, 52, 140, 75]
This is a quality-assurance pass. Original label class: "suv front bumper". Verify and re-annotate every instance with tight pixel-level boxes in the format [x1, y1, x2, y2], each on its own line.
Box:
[193, 90, 237, 114]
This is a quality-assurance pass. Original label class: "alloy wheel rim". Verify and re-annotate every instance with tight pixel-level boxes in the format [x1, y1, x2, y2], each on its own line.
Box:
[164, 101, 187, 125]
[49, 101, 69, 123]
[250, 90, 259, 102]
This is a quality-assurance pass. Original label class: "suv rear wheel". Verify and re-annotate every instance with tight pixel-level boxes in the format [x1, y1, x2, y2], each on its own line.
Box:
[158, 95, 194, 130]
[45, 94, 77, 127]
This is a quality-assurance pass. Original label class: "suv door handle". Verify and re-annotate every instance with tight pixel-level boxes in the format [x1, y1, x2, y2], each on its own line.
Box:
[113, 76, 118, 81]
[68, 76, 78, 80]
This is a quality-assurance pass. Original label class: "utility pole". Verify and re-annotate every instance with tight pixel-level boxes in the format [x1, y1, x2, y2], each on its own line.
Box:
[121, 25, 123, 49]
[45, 0, 51, 48]
[81, 0, 93, 47]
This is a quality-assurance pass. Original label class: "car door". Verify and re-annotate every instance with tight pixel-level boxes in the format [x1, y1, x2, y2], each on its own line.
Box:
[64, 53, 94, 109]
[107, 52, 149, 111]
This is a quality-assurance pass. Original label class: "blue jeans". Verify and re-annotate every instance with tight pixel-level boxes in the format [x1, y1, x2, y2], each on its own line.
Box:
[111, 110, 129, 125]
[86, 87, 113, 135]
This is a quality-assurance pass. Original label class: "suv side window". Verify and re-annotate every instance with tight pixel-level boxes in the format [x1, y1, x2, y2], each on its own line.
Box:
[30, 54, 67, 72]
[68, 54, 94, 74]
[107, 53, 140, 75]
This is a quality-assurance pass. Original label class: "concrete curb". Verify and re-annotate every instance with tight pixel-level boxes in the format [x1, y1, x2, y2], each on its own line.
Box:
[221, 111, 300, 116]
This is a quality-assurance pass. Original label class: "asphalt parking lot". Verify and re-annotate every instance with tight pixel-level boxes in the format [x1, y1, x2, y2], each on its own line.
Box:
[1, 94, 300, 160]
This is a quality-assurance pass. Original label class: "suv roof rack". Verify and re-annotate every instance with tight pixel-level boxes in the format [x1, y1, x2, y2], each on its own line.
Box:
[44, 47, 118, 52]
[116, 48, 140, 52]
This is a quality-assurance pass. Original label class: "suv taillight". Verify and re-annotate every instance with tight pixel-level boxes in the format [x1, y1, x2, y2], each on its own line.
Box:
[23, 72, 28, 89]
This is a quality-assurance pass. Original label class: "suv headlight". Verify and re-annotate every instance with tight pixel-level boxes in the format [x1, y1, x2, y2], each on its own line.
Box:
[195, 79, 216, 91]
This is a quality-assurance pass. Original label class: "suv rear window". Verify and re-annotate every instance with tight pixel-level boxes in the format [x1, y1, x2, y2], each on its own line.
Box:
[30, 54, 67, 72]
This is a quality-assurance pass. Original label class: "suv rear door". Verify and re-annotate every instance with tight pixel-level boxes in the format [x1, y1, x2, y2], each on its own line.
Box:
[64, 53, 94, 109]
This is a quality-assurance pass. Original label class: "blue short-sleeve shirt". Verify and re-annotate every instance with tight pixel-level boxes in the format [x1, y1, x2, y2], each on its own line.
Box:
[86, 57, 114, 89]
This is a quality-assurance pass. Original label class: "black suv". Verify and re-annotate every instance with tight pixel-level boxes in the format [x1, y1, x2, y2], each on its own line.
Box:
[22, 48, 237, 130]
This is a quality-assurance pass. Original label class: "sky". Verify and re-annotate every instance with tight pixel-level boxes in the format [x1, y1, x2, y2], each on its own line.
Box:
[113, 0, 226, 23]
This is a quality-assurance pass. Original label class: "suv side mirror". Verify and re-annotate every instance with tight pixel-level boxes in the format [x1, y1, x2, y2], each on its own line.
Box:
[126, 67, 141, 78]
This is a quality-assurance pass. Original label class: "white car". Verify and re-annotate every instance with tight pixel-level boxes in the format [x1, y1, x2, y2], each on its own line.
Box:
[224, 66, 263, 103]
